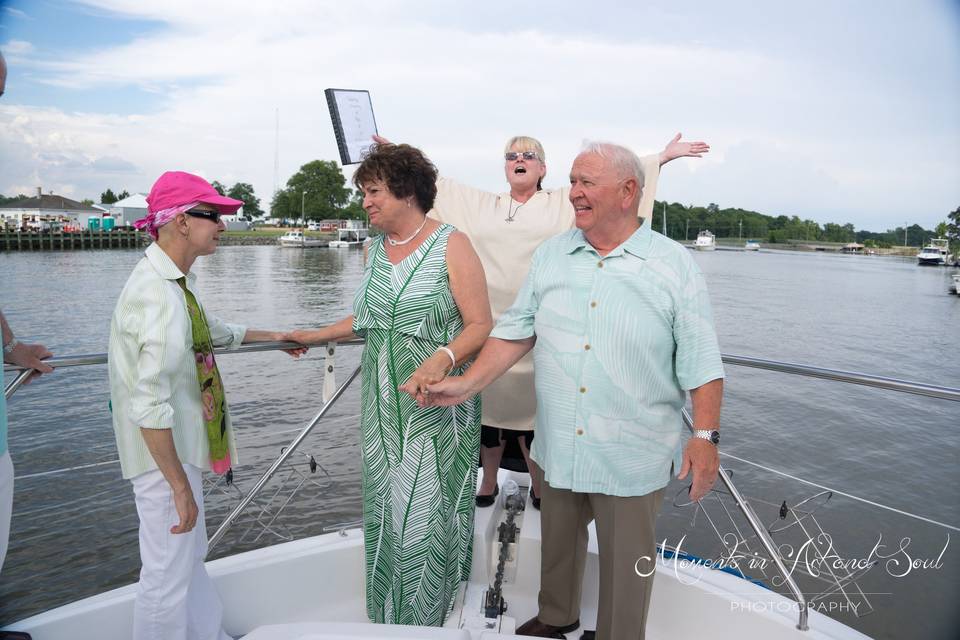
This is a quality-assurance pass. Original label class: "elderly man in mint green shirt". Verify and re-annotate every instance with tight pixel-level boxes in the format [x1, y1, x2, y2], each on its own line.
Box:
[425, 142, 724, 640]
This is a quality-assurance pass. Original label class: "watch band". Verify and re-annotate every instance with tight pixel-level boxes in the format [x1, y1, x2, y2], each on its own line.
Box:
[2, 336, 18, 356]
[692, 429, 720, 445]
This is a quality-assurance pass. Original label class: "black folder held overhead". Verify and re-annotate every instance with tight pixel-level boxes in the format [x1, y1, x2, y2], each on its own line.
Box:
[325, 88, 378, 165]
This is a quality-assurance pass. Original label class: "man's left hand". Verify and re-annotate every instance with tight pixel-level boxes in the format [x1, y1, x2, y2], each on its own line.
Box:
[5, 341, 54, 383]
[677, 438, 720, 502]
[398, 352, 452, 406]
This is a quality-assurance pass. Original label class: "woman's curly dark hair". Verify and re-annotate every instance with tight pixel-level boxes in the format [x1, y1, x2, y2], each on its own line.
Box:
[353, 143, 438, 212]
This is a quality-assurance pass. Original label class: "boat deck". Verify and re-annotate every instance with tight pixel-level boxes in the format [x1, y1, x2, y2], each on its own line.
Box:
[5, 470, 869, 639]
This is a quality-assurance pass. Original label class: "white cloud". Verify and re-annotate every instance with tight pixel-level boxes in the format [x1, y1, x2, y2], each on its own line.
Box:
[0, 1, 957, 230]
[1, 39, 34, 55]
[3, 7, 30, 20]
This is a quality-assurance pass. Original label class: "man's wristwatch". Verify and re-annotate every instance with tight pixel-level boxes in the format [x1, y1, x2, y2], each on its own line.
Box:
[692, 429, 720, 445]
[2, 336, 18, 357]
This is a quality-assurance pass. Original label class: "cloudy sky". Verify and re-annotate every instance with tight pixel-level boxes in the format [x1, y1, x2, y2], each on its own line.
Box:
[1, 0, 958, 231]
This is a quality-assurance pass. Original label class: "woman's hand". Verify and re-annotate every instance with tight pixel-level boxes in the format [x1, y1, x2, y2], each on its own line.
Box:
[278, 330, 310, 358]
[659, 132, 710, 165]
[288, 329, 317, 345]
[4, 340, 54, 383]
[398, 352, 453, 404]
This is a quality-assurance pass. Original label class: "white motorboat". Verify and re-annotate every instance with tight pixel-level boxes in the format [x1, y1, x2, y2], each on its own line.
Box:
[744, 239, 761, 251]
[329, 223, 369, 249]
[5, 467, 871, 640]
[916, 238, 951, 266]
[279, 230, 327, 248]
[695, 230, 717, 251]
[950, 273, 960, 295]
[5, 345, 931, 640]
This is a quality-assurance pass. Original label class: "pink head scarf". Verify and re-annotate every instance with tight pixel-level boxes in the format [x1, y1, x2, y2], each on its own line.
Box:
[133, 201, 199, 240]
[135, 171, 243, 240]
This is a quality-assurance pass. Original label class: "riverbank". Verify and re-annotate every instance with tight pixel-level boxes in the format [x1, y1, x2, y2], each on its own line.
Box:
[0, 228, 335, 251]
[681, 237, 919, 256]
[0, 230, 933, 257]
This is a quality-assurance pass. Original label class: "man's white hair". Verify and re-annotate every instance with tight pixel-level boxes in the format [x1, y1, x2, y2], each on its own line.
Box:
[579, 140, 645, 190]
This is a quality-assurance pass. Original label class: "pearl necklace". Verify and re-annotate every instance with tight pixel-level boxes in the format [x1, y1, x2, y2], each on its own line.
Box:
[387, 215, 428, 247]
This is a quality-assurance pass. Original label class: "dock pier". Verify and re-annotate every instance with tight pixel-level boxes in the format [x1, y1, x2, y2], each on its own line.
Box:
[1, 229, 150, 251]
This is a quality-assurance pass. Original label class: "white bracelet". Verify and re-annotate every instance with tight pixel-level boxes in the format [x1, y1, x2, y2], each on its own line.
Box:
[436, 346, 456, 369]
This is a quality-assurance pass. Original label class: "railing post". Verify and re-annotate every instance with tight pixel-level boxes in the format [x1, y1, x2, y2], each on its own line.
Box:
[322, 342, 337, 403]
[682, 408, 809, 631]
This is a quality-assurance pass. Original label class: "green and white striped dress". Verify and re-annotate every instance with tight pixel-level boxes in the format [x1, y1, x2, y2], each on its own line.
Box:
[352, 223, 480, 626]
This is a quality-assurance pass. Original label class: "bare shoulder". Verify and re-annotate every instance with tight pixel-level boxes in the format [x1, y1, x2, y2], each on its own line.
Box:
[446, 228, 472, 246]
[445, 229, 481, 273]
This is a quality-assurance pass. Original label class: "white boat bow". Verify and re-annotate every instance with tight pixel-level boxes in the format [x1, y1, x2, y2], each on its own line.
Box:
[6, 468, 869, 640]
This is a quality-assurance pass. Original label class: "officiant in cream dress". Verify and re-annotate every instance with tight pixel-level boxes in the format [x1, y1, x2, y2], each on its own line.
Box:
[424, 133, 709, 505]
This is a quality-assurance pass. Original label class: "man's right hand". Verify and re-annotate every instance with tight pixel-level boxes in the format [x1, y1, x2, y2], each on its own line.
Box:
[421, 376, 477, 408]
[170, 485, 199, 535]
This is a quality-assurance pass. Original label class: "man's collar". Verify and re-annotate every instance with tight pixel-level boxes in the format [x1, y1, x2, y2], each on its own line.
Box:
[145, 242, 194, 282]
[565, 218, 654, 259]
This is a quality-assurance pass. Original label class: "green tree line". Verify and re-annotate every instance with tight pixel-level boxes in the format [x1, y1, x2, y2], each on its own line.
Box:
[4, 164, 957, 244]
[648, 201, 955, 248]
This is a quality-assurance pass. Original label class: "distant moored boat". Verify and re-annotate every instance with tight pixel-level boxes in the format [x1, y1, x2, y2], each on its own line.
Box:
[916, 238, 952, 266]
[278, 230, 326, 248]
[694, 230, 717, 251]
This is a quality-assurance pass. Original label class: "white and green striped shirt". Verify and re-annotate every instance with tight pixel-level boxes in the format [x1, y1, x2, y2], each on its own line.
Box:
[491, 222, 725, 497]
[108, 244, 246, 479]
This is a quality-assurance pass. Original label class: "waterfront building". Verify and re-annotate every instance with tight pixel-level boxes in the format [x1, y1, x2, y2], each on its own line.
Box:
[0, 189, 100, 231]
[841, 242, 865, 254]
[104, 193, 148, 227]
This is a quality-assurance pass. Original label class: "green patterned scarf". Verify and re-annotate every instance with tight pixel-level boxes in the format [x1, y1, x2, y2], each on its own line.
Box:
[176, 277, 231, 474]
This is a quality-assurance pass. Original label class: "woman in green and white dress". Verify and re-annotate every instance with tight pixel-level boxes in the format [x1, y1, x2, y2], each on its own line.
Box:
[291, 143, 492, 626]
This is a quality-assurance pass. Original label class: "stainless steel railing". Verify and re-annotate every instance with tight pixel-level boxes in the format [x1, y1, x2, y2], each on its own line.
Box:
[206, 362, 361, 551]
[8, 346, 958, 402]
[5, 345, 959, 632]
[720, 354, 960, 401]
[3, 340, 366, 400]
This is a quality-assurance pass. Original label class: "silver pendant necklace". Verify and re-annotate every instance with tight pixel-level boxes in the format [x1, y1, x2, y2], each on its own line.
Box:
[505, 198, 526, 223]
[387, 215, 428, 246]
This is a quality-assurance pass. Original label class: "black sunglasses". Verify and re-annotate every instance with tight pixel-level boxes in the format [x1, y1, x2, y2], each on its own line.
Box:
[184, 208, 222, 223]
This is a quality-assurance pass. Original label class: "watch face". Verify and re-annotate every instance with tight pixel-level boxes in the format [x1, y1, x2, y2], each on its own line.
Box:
[710, 431, 721, 445]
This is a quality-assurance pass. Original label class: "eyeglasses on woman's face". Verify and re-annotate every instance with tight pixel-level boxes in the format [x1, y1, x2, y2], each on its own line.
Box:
[504, 151, 540, 162]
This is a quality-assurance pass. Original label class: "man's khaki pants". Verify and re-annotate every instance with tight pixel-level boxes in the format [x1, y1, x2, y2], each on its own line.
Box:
[537, 478, 664, 640]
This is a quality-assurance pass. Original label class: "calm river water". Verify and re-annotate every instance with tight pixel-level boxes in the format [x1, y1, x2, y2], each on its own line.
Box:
[1, 244, 958, 639]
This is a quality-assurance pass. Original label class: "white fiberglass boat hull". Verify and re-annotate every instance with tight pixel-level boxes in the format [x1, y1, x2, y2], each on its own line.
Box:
[5, 472, 871, 640]
[695, 231, 717, 251]
[279, 232, 327, 248]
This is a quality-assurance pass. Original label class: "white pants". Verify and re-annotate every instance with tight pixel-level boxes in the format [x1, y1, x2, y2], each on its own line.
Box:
[131, 464, 231, 640]
[0, 451, 12, 573]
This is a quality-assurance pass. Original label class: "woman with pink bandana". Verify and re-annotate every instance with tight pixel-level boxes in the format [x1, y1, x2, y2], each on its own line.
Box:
[109, 171, 303, 640]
